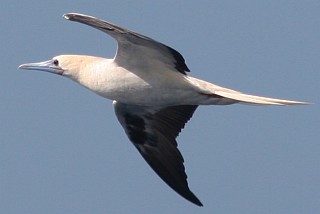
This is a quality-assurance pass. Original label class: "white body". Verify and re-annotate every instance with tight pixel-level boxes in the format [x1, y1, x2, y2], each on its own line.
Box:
[62, 55, 303, 107]
[68, 56, 233, 106]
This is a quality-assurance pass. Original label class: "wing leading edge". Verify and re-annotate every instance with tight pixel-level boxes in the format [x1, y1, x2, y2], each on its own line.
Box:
[64, 13, 190, 74]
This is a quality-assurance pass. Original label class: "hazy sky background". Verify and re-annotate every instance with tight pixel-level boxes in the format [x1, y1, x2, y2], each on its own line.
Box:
[1, 1, 319, 213]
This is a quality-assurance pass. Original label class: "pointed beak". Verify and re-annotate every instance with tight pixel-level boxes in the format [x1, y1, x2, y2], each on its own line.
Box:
[18, 59, 64, 75]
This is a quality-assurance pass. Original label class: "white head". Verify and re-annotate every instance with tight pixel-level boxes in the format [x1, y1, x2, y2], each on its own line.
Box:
[19, 55, 105, 82]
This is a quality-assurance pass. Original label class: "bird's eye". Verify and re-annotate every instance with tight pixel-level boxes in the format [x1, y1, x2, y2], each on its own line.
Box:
[53, 59, 59, 66]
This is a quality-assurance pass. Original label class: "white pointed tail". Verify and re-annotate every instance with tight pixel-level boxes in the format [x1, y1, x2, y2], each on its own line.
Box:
[214, 90, 308, 105]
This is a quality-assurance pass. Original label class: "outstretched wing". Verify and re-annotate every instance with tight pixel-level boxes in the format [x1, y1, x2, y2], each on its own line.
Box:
[64, 13, 190, 74]
[113, 101, 202, 206]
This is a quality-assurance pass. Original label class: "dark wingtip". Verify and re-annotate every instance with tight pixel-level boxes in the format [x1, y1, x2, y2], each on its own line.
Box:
[63, 13, 71, 20]
[184, 191, 203, 207]
[63, 13, 85, 21]
[197, 201, 204, 207]
[63, 13, 78, 20]
[192, 198, 203, 207]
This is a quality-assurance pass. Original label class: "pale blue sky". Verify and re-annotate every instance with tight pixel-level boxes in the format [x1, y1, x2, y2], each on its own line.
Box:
[1, 1, 319, 213]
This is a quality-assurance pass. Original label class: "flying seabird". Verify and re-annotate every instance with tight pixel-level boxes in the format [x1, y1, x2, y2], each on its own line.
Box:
[19, 13, 307, 206]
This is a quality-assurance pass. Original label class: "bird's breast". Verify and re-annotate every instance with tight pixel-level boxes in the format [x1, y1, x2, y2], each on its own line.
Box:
[80, 66, 204, 106]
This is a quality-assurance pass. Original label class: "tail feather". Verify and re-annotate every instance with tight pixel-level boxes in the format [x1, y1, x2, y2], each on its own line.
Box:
[214, 90, 309, 106]
[187, 76, 309, 106]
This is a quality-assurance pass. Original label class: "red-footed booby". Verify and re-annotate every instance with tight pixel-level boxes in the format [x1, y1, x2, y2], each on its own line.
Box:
[19, 13, 308, 206]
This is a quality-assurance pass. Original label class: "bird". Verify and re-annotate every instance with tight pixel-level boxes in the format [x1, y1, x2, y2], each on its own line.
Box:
[19, 13, 307, 207]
